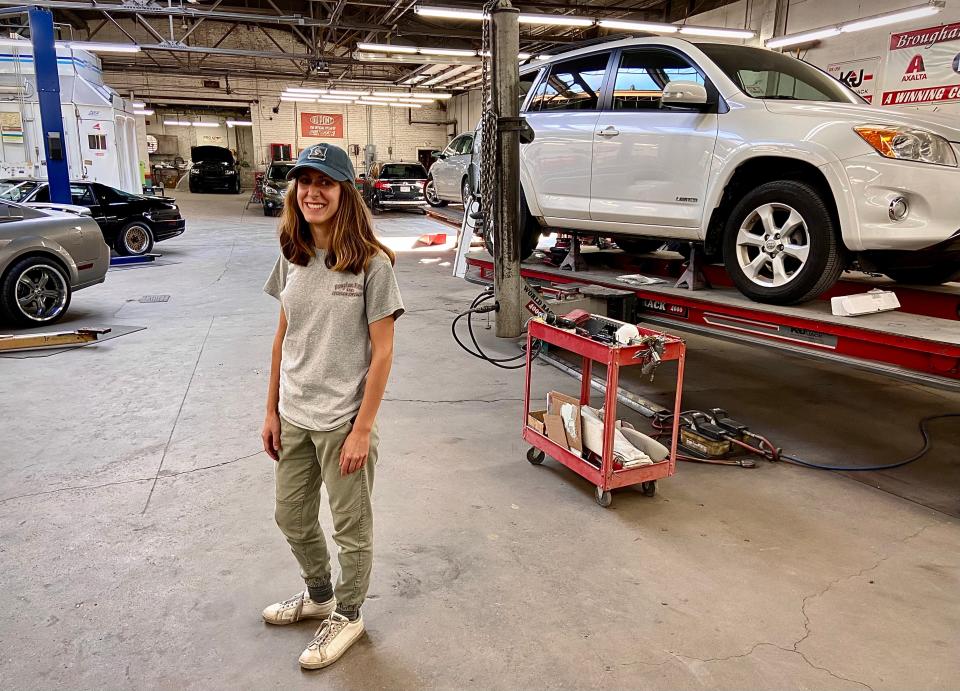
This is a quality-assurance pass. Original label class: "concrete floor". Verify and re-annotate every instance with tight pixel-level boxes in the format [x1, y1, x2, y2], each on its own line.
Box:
[1, 190, 958, 690]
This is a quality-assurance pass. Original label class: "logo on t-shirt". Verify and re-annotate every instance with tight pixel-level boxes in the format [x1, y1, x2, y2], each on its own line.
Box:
[333, 282, 363, 297]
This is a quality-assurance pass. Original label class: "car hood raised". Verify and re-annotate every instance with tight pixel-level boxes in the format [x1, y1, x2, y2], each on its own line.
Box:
[763, 101, 960, 142]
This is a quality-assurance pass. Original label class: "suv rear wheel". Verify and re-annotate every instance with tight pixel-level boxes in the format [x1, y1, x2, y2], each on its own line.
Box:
[483, 195, 541, 260]
[723, 180, 843, 305]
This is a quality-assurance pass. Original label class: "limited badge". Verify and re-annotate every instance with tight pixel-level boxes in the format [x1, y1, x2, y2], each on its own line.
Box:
[308, 145, 327, 161]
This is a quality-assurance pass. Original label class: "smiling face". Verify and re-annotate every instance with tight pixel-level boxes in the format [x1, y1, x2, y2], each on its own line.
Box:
[295, 169, 342, 229]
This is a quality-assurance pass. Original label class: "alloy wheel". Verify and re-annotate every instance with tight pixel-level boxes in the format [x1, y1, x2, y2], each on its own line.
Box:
[425, 179, 440, 205]
[15, 264, 68, 322]
[735, 203, 810, 288]
[124, 225, 150, 255]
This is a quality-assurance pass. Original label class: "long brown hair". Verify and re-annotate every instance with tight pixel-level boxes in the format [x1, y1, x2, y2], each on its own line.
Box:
[278, 177, 396, 274]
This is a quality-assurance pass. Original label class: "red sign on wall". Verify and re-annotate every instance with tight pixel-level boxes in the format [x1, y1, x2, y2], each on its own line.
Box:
[300, 112, 344, 138]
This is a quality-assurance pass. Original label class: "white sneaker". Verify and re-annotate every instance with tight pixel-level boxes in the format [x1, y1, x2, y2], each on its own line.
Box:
[298, 612, 364, 669]
[262, 589, 335, 625]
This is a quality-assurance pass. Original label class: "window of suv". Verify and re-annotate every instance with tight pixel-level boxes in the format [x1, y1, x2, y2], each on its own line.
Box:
[518, 68, 541, 110]
[529, 52, 609, 111]
[267, 164, 294, 181]
[613, 49, 704, 110]
[696, 43, 862, 103]
[380, 164, 428, 179]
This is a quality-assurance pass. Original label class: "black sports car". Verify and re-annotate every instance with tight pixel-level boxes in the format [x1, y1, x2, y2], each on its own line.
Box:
[189, 146, 242, 194]
[0, 178, 185, 256]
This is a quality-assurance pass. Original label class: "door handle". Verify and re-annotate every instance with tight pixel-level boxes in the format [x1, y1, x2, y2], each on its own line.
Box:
[597, 126, 620, 137]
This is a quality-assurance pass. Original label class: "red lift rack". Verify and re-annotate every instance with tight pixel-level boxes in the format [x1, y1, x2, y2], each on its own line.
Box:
[523, 320, 686, 507]
[467, 253, 960, 390]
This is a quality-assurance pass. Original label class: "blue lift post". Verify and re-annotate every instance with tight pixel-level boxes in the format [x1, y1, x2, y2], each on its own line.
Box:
[28, 7, 70, 204]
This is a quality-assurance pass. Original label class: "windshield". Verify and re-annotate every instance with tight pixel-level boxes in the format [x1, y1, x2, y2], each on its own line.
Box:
[0, 180, 40, 202]
[268, 164, 293, 181]
[380, 164, 427, 179]
[697, 43, 863, 103]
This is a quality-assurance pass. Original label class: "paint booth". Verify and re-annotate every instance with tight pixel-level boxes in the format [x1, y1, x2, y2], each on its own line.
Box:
[0, 39, 139, 193]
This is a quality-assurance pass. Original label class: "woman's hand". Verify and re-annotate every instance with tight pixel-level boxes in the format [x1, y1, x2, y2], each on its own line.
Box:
[262, 412, 282, 461]
[340, 429, 370, 476]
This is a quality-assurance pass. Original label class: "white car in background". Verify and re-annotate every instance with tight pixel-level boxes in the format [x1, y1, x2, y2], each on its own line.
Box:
[425, 132, 475, 208]
[514, 37, 960, 304]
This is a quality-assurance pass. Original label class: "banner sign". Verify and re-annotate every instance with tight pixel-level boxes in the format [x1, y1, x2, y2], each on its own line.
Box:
[827, 57, 879, 103]
[300, 112, 344, 138]
[0, 111, 23, 142]
[880, 22, 960, 106]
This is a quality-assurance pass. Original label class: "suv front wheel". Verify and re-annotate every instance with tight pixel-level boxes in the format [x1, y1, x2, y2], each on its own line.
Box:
[723, 180, 843, 305]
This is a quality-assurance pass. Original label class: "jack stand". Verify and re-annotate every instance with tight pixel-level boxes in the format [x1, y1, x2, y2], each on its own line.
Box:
[674, 243, 711, 291]
[560, 235, 587, 272]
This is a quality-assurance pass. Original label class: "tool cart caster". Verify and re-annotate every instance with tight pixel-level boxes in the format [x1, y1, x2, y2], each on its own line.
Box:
[595, 486, 613, 508]
[526, 447, 545, 465]
[640, 481, 656, 497]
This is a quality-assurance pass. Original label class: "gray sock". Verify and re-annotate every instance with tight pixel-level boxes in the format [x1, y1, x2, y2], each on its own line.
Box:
[336, 605, 360, 621]
[308, 583, 333, 603]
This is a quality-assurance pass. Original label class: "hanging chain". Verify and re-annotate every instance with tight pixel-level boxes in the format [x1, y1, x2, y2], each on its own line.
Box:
[476, 0, 500, 250]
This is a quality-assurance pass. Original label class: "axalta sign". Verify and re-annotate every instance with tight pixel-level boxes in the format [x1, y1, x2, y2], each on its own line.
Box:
[300, 112, 344, 138]
[880, 21, 960, 106]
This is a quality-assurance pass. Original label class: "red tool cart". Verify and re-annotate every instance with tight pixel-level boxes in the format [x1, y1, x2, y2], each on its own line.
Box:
[522, 319, 686, 507]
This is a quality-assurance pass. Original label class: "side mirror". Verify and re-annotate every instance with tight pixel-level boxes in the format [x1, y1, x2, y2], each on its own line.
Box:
[431, 151, 446, 160]
[661, 80, 711, 110]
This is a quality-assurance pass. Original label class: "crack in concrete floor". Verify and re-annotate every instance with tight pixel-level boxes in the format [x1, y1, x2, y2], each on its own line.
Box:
[668, 521, 940, 690]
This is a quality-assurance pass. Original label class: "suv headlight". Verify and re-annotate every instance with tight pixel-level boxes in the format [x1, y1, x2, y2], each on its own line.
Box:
[190, 167, 200, 174]
[264, 184, 280, 196]
[854, 125, 958, 167]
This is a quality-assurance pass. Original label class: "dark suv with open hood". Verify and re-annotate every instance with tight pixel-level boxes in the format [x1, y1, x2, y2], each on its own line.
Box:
[189, 146, 241, 194]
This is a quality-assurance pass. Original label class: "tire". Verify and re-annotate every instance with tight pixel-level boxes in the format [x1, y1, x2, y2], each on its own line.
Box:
[882, 266, 960, 285]
[723, 180, 843, 305]
[234, 179, 242, 194]
[115, 222, 155, 257]
[263, 207, 273, 217]
[0, 256, 72, 327]
[425, 178, 447, 208]
[617, 238, 664, 255]
[482, 195, 541, 260]
[461, 177, 472, 208]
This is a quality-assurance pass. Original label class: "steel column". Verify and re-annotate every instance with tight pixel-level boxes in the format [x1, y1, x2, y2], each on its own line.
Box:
[28, 7, 70, 204]
[491, 0, 522, 338]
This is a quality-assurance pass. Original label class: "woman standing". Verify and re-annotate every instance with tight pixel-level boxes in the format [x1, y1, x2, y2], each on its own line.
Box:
[261, 143, 403, 669]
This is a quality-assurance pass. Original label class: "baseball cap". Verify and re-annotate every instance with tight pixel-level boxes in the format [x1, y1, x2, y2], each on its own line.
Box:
[286, 143, 356, 182]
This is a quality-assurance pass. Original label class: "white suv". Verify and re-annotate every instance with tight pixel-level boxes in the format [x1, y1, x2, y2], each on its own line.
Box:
[515, 38, 960, 304]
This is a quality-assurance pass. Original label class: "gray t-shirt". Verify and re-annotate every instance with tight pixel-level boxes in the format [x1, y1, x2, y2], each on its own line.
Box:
[264, 250, 404, 431]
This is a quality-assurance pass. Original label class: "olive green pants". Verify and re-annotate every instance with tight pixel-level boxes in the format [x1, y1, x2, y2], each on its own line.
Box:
[275, 416, 377, 610]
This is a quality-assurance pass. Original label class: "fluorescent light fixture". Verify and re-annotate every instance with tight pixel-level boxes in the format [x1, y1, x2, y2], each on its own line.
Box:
[478, 51, 533, 59]
[841, 3, 942, 33]
[328, 89, 370, 96]
[131, 100, 146, 108]
[410, 91, 452, 99]
[280, 96, 317, 102]
[317, 96, 355, 103]
[371, 91, 406, 98]
[679, 26, 755, 38]
[68, 41, 141, 53]
[192, 122, 219, 128]
[285, 88, 327, 95]
[766, 27, 841, 48]
[598, 19, 678, 33]
[163, 120, 192, 126]
[389, 102, 422, 108]
[417, 47, 477, 57]
[226, 119, 252, 126]
[518, 13, 594, 27]
[357, 42, 419, 54]
[414, 6, 485, 21]
[134, 109, 154, 115]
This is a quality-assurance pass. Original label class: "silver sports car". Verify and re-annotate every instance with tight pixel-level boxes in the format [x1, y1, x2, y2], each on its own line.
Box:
[0, 199, 109, 327]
